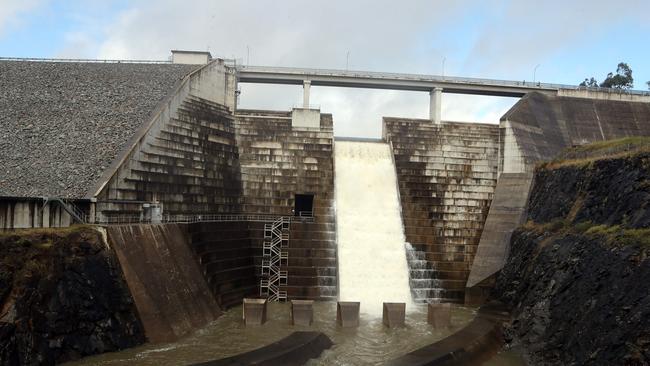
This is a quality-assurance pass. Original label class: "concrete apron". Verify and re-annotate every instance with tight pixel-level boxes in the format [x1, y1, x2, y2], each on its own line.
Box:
[386, 302, 510, 366]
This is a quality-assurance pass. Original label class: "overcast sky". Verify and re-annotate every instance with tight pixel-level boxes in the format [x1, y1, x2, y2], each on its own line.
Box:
[1, 0, 649, 137]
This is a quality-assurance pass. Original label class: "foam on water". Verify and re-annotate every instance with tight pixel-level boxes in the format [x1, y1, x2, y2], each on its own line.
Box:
[334, 140, 413, 316]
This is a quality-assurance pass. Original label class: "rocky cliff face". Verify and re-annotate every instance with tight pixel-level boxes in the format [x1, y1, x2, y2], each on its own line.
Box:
[493, 152, 650, 365]
[0, 226, 144, 365]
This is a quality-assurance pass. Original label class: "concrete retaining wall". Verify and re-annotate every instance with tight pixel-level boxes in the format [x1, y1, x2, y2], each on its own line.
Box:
[501, 92, 650, 173]
[106, 224, 221, 343]
[465, 173, 533, 305]
[383, 118, 499, 303]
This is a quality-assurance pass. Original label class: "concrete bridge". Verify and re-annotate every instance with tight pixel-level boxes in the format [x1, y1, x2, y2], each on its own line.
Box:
[236, 65, 650, 124]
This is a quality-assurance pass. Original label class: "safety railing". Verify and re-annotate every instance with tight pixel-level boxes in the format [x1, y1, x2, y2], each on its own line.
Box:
[93, 213, 294, 224]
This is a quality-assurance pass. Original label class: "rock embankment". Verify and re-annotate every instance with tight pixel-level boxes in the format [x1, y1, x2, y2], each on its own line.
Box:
[0, 61, 196, 198]
[0, 226, 144, 365]
[493, 151, 650, 365]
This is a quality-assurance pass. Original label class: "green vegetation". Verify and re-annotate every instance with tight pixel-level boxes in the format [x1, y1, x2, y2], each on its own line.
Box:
[521, 220, 650, 251]
[0, 224, 91, 239]
[580, 62, 634, 89]
[539, 136, 650, 169]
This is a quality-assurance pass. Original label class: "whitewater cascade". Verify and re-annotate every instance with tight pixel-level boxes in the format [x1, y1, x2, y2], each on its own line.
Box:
[334, 140, 413, 316]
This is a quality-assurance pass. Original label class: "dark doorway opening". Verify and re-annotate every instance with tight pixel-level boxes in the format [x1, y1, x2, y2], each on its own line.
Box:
[294, 194, 314, 217]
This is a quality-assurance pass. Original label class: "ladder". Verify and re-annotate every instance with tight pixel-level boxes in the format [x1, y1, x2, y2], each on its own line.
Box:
[260, 217, 290, 301]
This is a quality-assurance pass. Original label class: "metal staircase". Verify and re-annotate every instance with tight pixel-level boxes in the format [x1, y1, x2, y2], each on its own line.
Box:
[44, 198, 87, 224]
[260, 217, 290, 301]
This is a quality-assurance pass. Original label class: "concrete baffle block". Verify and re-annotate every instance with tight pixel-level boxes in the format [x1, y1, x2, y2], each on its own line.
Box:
[382, 302, 406, 328]
[336, 301, 360, 328]
[243, 298, 268, 325]
[427, 302, 452, 328]
[291, 300, 314, 326]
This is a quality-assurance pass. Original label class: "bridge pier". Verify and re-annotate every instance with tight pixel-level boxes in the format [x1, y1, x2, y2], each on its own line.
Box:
[429, 87, 442, 124]
[303, 80, 311, 108]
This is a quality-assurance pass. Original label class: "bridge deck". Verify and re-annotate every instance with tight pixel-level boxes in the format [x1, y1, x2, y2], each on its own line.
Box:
[237, 65, 569, 97]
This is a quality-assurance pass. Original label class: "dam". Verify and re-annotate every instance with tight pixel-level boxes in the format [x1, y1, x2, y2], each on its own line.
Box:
[1, 51, 650, 365]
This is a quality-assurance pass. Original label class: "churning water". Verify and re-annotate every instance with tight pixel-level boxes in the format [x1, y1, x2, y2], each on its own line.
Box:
[64, 302, 478, 366]
[334, 140, 413, 316]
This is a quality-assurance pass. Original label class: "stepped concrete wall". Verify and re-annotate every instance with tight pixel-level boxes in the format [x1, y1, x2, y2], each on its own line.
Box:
[188, 221, 256, 309]
[234, 110, 337, 301]
[94, 60, 240, 218]
[383, 118, 499, 303]
[106, 224, 220, 343]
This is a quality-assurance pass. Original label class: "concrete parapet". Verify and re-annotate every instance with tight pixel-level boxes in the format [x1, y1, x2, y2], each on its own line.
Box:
[557, 88, 650, 102]
[243, 298, 268, 325]
[428, 303, 452, 328]
[336, 301, 360, 328]
[291, 300, 314, 326]
[383, 303, 406, 328]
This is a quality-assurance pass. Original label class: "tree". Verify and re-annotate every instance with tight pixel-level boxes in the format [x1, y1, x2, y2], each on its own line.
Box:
[579, 77, 599, 87]
[647, 81, 650, 90]
[599, 62, 634, 89]
[579, 62, 635, 89]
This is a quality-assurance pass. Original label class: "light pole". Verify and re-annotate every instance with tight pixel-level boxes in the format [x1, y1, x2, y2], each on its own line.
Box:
[346, 51, 350, 71]
[533, 64, 540, 84]
[442, 56, 446, 79]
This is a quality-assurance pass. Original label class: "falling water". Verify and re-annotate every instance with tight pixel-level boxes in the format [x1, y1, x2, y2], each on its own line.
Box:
[334, 140, 413, 316]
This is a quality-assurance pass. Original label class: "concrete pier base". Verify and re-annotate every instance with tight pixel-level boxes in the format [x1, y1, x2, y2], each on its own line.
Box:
[291, 300, 314, 326]
[427, 303, 452, 328]
[336, 301, 360, 328]
[243, 298, 267, 325]
[383, 302, 406, 328]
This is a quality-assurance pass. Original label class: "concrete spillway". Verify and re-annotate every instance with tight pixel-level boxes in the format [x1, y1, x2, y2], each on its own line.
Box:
[334, 140, 412, 316]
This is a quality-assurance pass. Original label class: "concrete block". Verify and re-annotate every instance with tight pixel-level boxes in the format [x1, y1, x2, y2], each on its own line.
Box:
[336, 301, 360, 328]
[382, 302, 406, 328]
[427, 302, 452, 328]
[243, 298, 267, 325]
[291, 300, 314, 326]
[292, 108, 321, 129]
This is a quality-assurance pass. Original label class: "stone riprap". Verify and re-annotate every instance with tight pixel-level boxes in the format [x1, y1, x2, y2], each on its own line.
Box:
[0, 61, 196, 198]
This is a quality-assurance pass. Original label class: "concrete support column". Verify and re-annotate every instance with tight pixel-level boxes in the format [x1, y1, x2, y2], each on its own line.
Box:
[303, 80, 311, 108]
[429, 87, 443, 124]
